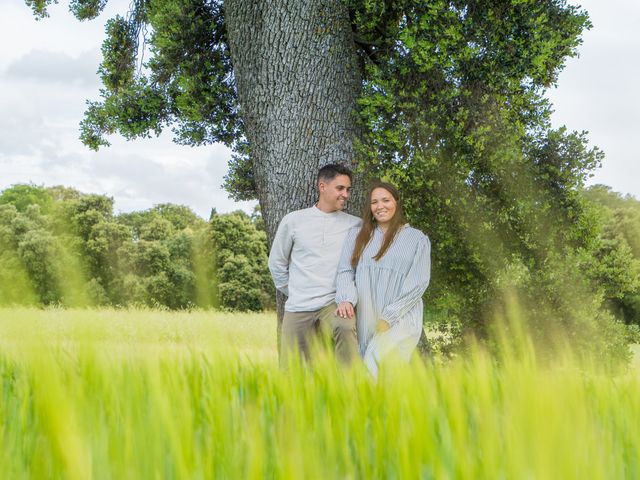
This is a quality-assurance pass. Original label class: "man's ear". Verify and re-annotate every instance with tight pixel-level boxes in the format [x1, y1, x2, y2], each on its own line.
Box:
[318, 181, 326, 193]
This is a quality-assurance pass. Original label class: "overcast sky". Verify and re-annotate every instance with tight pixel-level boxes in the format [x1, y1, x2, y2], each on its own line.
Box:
[1, 0, 638, 219]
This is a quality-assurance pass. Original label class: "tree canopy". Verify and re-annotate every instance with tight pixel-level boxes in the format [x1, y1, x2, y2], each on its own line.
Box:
[26, 1, 591, 197]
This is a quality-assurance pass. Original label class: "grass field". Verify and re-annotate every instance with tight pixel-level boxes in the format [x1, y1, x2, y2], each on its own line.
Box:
[1, 307, 639, 479]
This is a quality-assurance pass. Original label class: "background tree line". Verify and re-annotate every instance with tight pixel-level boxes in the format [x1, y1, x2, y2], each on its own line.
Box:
[0, 184, 274, 312]
[582, 185, 640, 328]
[2, 182, 639, 331]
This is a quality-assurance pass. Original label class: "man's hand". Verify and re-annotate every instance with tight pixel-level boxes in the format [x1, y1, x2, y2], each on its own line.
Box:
[335, 302, 355, 319]
[376, 319, 390, 333]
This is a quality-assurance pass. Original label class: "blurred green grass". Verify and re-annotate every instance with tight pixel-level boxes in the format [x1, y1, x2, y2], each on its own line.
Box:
[1, 308, 639, 479]
[0, 307, 278, 363]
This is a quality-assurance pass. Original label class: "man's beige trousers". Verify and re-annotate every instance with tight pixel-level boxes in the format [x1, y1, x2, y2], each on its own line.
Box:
[281, 303, 357, 366]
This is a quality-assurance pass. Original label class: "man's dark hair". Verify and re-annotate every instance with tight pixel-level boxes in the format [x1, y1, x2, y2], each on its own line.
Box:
[317, 163, 353, 185]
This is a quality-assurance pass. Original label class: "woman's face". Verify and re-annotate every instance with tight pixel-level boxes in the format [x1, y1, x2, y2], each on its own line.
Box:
[370, 187, 397, 226]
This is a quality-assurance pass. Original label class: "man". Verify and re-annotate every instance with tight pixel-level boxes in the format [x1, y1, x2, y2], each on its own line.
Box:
[269, 163, 362, 365]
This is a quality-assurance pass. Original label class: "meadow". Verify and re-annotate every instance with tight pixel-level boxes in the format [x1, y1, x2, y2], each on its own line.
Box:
[1, 307, 639, 479]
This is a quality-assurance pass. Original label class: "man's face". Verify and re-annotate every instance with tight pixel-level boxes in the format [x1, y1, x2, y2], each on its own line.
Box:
[319, 174, 352, 211]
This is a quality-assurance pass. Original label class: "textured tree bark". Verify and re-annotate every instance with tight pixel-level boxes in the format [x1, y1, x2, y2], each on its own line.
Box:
[225, 0, 364, 352]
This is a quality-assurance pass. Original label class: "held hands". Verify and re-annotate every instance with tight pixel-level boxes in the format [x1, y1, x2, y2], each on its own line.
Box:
[376, 319, 390, 333]
[334, 303, 389, 331]
[335, 301, 355, 319]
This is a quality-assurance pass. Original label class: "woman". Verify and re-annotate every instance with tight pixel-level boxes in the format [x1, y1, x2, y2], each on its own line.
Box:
[335, 182, 431, 377]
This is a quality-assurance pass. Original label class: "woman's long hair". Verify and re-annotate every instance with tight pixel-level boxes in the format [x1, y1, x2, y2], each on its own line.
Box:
[351, 181, 407, 267]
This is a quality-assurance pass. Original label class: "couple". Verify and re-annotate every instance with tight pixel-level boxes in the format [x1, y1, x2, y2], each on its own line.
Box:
[268, 164, 431, 377]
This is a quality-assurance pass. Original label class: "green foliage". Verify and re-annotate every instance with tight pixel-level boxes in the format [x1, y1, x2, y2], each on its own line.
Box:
[0, 183, 54, 214]
[0, 200, 88, 306]
[99, 16, 136, 92]
[582, 185, 640, 326]
[81, 79, 168, 149]
[79, 0, 241, 151]
[24, 0, 57, 19]
[209, 211, 275, 311]
[69, 0, 108, 20]
[584, 185, 640, 257]
[0, 184, 273, 312]
[0, 205, 39, 305]
[153, 203, 204, 230]
[223, 141, 257, 201]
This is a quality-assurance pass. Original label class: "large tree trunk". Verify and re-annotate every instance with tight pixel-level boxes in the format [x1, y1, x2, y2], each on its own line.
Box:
[225, 0, 363, 235]
[225, 0, 364, 350]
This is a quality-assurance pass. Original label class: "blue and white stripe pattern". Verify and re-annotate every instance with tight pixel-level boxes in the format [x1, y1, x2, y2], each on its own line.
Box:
[336, 224, 431, 375]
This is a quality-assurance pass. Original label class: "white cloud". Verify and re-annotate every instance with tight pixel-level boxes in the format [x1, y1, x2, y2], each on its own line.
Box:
[0, 131, 254, 219]
[0, 0, 120, 67]
[546, 0, 640, 198]
[4, 49, 101, 87]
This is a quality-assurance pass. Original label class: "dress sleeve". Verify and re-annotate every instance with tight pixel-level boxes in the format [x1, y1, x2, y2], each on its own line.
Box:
[268, 216, 293, 296]
[381, 235, 431, 327]
[335, 227, 359, 306]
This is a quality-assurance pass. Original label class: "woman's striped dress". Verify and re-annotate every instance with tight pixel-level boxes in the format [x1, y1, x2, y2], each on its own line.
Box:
[336, 224, 431, 377]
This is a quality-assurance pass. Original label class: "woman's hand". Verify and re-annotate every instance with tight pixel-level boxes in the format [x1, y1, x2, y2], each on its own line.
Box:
[335, 302, 355, 319]
[376, 319, 390, 333]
